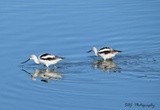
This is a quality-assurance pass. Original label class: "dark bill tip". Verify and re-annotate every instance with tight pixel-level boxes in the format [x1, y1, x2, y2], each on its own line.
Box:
[21, 58, 30, 64]
[87, 50, 92, 53]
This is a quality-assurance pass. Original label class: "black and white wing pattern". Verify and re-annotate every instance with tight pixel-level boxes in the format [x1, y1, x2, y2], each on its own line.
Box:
[40, 53, 57, 61]
[98, 47, 121, 54]
[98, 47, 112, 54]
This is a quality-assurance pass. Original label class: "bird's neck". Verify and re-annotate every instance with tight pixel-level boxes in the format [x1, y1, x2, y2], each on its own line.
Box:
[93, 47, 98, 56]
[33, 56, 40, 64]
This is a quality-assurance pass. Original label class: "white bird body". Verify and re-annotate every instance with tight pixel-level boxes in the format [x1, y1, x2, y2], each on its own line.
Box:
[88, 47, 121, 60]
[22, 53, 64, 67]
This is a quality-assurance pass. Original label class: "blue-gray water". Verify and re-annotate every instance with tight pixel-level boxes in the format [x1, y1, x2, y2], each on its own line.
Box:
[0, 0, 160, 110]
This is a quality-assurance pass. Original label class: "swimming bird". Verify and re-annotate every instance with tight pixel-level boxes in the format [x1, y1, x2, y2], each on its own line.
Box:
[88, 46, 121, 60]
[21, 53, 64, 67]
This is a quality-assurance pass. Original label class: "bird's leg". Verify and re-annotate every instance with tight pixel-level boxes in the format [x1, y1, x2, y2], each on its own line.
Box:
[54, 65, 57, 69]
[43, 64, 49, 69]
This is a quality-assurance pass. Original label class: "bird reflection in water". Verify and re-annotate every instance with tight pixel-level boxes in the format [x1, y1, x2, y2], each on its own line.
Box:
[22, 69, 62, 83]
[92, 60, 121, 72]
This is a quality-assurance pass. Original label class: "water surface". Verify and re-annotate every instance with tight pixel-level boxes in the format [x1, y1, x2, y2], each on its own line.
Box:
[0, 0, 160, 110]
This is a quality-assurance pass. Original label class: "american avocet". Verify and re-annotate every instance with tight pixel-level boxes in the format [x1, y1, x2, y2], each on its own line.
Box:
[88, 46, 121, 60]
[21, 53, 64, 67]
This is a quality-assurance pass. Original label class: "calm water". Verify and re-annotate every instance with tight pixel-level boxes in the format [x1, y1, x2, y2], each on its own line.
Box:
[0, 0, 160, 110]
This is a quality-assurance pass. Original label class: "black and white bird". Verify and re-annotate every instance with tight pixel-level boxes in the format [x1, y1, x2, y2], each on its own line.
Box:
[21, 53, 64, 67]
[88, 46, 121, 60]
